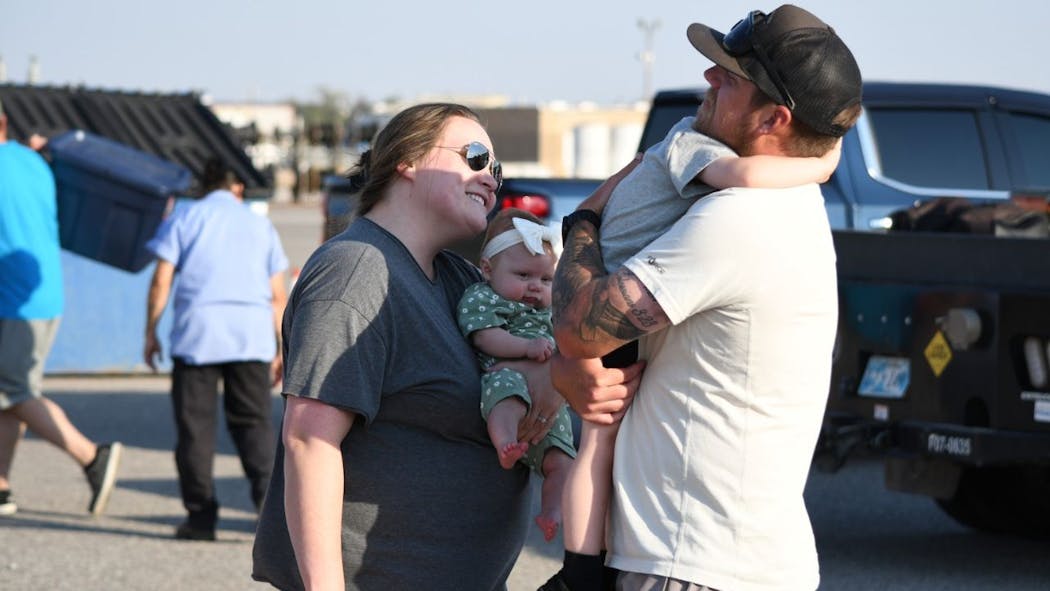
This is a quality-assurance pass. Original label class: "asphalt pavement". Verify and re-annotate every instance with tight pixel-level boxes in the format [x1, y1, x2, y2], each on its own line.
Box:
[0, 375, 561, 590]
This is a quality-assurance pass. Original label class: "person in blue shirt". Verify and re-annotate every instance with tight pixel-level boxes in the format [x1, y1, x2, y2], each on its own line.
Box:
[144, 158, 288, 541]
[0, 103, 123, 518]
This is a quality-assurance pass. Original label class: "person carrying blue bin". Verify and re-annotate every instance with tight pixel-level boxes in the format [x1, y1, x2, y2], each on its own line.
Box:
[144, 158, 288, 541]
[0, 100, 123, 518]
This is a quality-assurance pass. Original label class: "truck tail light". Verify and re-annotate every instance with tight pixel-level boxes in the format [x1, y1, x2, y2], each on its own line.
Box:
[1023, 337, 1048, 389]
[499, 193, 551, 220]
[937, 308, 983, 351]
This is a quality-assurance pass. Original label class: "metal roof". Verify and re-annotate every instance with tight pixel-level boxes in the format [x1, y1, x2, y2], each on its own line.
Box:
[0, 84, 266, 193]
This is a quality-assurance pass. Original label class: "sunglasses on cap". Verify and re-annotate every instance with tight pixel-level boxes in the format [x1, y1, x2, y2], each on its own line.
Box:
[437, 141, 503, 192]
[722, 10, 797, 110]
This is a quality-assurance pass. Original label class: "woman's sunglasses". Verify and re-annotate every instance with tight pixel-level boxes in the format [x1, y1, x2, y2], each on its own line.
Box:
[437, 141, 503, 192]
[721, 10, 797, 110]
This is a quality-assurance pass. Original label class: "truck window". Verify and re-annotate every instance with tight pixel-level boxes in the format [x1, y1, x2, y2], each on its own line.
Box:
[639, 103, 698, 152]
[1004, 111, 1050, 188]
[867, 108, 990, 190]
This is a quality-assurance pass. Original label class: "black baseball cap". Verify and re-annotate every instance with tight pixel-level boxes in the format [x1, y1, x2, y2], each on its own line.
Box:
[687, 4, 862, 137]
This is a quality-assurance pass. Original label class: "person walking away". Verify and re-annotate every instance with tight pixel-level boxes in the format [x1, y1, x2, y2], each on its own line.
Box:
[144, 158, 288, 540]
[0, 100, 122, 518]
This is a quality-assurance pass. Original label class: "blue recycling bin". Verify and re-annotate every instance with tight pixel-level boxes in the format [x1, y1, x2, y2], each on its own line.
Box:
[48, 130, 192, 272]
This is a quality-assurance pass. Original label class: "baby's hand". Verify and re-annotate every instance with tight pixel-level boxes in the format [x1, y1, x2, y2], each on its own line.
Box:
[526, 338, 554, 362]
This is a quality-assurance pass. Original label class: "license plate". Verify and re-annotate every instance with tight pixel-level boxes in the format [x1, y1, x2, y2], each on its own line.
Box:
[858, 356, 910, 399]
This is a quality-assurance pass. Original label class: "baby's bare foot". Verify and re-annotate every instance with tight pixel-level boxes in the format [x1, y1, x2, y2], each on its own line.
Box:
[498, 441, 529, 469]
[534, 515, 560, 542]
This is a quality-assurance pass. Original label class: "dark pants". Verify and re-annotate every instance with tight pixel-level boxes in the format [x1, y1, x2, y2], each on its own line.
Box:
[171, 358, 274, 517]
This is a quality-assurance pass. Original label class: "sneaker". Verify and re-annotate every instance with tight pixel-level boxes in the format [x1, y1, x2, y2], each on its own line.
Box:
[84, 442, 123, 516]
[0, 489, 16, 516]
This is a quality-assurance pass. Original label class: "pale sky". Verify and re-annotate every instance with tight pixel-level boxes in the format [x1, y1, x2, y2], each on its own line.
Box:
[3, 0, 1049, 105]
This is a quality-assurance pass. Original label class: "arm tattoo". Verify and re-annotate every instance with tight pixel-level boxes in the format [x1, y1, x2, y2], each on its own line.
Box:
[553, 222, 656, 344]
[582, 275, 645, 342]
[552, 221, 604, 318]
[616, 271, 661, 330]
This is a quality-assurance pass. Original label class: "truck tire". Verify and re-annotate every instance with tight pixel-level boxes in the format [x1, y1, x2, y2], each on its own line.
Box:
[935, 465, 1050, 538]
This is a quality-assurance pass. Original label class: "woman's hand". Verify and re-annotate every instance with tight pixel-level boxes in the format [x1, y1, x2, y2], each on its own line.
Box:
[551, 353, 644, 424]
[488, 359, 565, 444]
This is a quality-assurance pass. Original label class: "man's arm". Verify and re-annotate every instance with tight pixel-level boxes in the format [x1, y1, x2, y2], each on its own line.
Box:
[144, 259, 175, 370]
[547, 155, 650, 422]
[552, 220, 671, 360]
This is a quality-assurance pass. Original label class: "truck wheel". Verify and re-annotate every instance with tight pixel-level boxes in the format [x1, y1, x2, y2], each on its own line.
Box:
[935, 465, 1050, 538]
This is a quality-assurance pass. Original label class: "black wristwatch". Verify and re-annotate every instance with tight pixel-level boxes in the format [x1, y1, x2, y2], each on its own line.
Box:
[561, 209, 602, 244]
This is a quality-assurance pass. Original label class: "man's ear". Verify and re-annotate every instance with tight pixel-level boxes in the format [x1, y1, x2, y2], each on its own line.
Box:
[759, 104, 793, 135]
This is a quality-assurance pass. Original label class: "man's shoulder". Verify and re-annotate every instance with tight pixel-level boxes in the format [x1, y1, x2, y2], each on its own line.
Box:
[684, 184, 825, 229]
[0, 141, 50, 172]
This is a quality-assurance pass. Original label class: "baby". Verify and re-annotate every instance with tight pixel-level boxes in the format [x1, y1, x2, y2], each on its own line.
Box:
[458, 208, 573, 542]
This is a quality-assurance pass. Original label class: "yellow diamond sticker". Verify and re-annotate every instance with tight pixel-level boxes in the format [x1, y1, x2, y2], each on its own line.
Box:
[925, 330, 953, 377]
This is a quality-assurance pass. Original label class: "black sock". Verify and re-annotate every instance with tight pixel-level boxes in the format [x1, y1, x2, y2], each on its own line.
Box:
[561, 550, 605, 591]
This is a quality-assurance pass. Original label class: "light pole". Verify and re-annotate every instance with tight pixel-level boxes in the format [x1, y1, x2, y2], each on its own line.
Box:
[637, 18, 661, 101]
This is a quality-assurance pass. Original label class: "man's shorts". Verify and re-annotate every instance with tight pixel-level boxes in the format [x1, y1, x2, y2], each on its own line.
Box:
[616, 572, 717, 591]
[0, 317, 60, 410]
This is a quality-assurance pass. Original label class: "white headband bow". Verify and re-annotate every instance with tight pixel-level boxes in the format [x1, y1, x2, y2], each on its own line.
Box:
[481, 217, 562, 260]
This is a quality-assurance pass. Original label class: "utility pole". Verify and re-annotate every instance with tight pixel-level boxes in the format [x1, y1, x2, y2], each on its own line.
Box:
[637, 18, 661, 101]
[27, 55, 40, 85]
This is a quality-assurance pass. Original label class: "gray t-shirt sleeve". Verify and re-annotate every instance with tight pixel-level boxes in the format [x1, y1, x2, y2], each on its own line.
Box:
[282, 297, 387, 422]
[281, 243, 391, 424]
[663, 119, 736, 199]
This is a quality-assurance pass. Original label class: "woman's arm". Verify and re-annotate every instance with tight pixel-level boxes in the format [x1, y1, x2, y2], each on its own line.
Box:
[283, 396, 355, 591]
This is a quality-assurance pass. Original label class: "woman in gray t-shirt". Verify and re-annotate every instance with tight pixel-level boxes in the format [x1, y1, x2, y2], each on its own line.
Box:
[252, 104, 549, 590]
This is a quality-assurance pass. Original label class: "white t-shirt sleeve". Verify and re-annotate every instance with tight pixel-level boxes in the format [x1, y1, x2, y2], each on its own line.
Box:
[622, 190, 752, 325]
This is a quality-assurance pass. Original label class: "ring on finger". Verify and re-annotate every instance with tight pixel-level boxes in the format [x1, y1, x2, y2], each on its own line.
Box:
[537, 415, 548, 424]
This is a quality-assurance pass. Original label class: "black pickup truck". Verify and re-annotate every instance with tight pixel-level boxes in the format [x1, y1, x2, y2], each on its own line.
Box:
[508, 82, 1050, 537]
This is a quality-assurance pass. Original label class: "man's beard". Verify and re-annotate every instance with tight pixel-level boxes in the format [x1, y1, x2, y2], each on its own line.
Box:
[693, 88, 755, 156]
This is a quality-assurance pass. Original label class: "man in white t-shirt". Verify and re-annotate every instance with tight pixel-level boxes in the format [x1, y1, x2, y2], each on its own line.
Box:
[549, 5, 863, 591]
